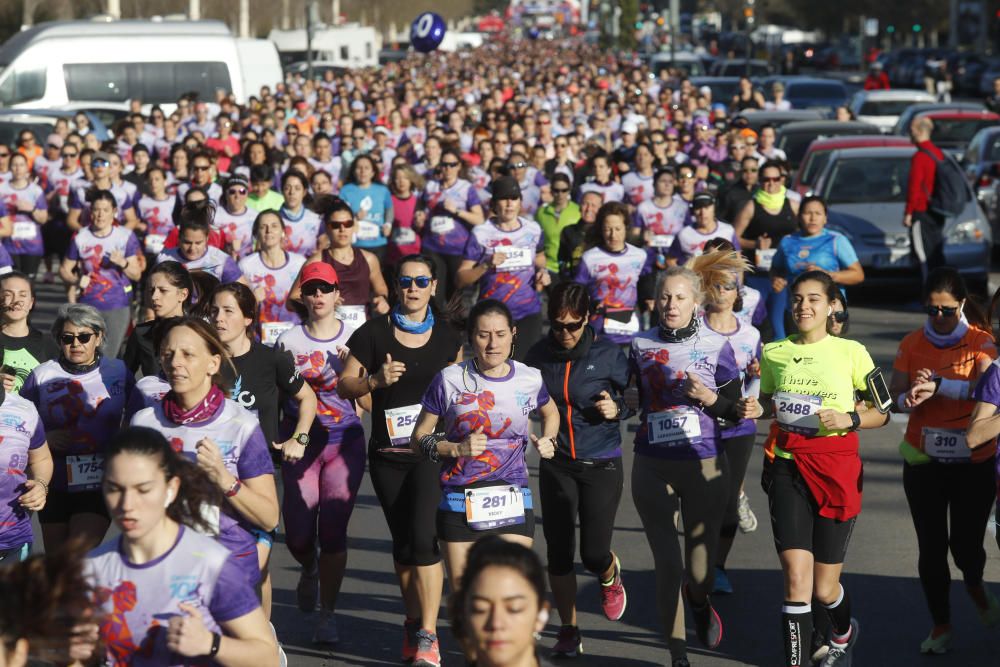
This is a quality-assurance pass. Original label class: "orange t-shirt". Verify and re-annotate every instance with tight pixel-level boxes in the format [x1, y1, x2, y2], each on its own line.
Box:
[893, 326, 997, 462]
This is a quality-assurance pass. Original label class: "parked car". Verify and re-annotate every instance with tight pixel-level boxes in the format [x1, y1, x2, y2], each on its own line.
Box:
[813, 146, 990, 289]
[891, 101, 985, 135]
[709, 59, 771, 77]
[961, 126, 1000, 223]
[55, 102, 131, 134]
[848, 89, 936, 133]
[776, 120, 880, 170]
[914, 109, 1000, 160]
[736, 109, 824, 133]
[688, 76, 746, 107]
[648, 52, 706, 77]
[0, 108, 111, 147]
[793, 134, 912, 195]
[779, 77, 848, 114]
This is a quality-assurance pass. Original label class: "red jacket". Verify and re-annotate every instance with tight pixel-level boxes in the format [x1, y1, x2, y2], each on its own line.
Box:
[906, 140, 943, 215]
[777, 430, 862, 521]
[863, 72, 890, 90]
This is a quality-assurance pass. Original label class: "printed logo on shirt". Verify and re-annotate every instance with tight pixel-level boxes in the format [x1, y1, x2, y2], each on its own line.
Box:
[169, 575, 201, 600]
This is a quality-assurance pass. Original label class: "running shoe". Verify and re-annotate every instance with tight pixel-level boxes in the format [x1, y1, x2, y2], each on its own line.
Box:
[551, 625, 583, 658]
[671, 658, 691, 667]
[412, 629, 441, 667]
[401, 617, 419, 662]
[296, 565, 319, 612]
[977, 590, 1000, 627]
[919, 630, 952, 654]
[685, 585, 723, 649]
[737, 491, 758, 533]
[313, 610, 339, 645]
[811, 631, 830, 664]
[269, 622, 288, 667]
[600, 555, 627, 621]
[819, 618, 858, 667]
[713, 566, 733, 595]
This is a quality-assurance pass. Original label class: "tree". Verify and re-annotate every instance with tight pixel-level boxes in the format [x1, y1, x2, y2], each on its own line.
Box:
[619, 0, 638, 49]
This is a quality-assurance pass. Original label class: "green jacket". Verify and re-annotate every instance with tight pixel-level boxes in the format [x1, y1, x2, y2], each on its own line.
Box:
[535, 201, 581, 273]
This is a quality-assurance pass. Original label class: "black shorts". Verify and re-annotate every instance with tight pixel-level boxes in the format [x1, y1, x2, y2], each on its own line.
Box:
[37, 490, 109, 525]
[436, 483, 536, 543]
[764, 457, 856, 564]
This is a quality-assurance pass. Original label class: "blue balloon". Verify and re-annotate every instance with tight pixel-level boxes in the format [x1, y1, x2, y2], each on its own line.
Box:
[411, 12, 446, 53]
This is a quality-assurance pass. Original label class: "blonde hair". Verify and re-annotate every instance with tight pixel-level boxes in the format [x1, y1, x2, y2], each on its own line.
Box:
[686, 249, 752, 306]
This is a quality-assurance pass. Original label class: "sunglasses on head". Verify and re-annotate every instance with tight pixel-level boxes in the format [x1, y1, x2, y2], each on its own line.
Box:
[925, 305, 959, 317]
[398, 275, 432, 289]
[302, 282, 338, 297]
[61, 332, 95, 345]
[551, 318, 586, 333]
[326, 218, 355, 230]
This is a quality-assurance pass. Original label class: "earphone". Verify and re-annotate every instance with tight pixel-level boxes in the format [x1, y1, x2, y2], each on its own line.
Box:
[537, 609, 549, 625]
[164, 490, 174, 508]
[827, 307, 833, 317]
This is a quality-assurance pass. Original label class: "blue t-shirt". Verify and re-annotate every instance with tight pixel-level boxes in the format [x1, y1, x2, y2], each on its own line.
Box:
[339, 182, 393, 248]
[772, 229, 859, 282]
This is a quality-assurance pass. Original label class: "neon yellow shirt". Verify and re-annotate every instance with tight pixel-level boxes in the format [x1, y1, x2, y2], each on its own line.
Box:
[760, 334, 875, 438]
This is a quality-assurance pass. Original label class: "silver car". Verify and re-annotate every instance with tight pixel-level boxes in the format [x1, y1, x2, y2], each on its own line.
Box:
[812, 146, 991, 289]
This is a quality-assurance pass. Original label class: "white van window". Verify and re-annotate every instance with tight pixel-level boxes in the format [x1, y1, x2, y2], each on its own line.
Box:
[340, 46, 349, 61]
[64, 62, 231, 104]
[0, 66, 46, 105]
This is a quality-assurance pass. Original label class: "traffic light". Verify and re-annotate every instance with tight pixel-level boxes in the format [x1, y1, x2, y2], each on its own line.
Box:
[886, 24, 895, 34]
[743, 0, 755, 26]
[913, 23, 922, 32]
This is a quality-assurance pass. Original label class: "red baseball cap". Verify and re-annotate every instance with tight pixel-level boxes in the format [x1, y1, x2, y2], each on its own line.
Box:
[300, 262, 339, 287]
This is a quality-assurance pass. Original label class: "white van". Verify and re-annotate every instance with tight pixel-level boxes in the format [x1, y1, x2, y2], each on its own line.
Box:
[268, 25, 380, 69]
[0, 19, 282, 109]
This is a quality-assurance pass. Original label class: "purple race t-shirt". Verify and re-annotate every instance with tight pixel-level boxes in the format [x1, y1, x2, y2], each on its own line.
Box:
[66, 225, 141, 310]
[155, 246, 242, 283]
[0, 394, 46, 550]
[463, 218, 544, 321]
[129, 400, 273, 587]
[277, 322, 362, 437]
[970, 359, 1000, 507]
[0, 181, 47, 256]
[421, 178, 481, 256]
[85, 526, 260, 667]
[421, 360, 550, 489]
[630, 327, 740, 459]
[21, 358, 133, 493]
[574, 244, 652, 344]
[700, 314, 762, 438]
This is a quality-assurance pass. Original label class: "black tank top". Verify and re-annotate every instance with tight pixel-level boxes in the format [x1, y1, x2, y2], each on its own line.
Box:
[324, 248, 370, 306]
[742, 198, 797, 267]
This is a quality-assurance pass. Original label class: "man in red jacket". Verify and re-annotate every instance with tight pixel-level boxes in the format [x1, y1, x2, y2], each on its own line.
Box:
[863, 62, 890, 90]
[904, 116, 944, 279]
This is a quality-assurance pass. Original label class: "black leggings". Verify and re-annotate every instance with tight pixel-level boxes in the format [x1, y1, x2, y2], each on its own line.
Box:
[903, 458, 996, 626]
[11, 255, 41, 278]
[513, 312, 543, 362]
[717, 433, 756, 568]
[368, 447, 442, 566]
[428, 251, 465, 304]
[539, 454, 623, 576]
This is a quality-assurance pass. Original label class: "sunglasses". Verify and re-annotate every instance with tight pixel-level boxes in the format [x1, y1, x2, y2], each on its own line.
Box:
[0, 152, 9, 158]
[552, 187, 571, 194]
[228, 187, 248, 195]
[509, 162, 527, 169]
[441, 161, 461, 168]
[60, 332, 96, 345]
[398, 275, 432, 289]
[193, 164, 211, 171]
[925, 305, 959, 317]
[761, 176, 782, 184]
[652, 139, 666, 145]
[302, 282, 339, 297]
[744, 168, 759, 173]
[679, 174, 695, 180]
[832, 311, 849, 324]
[326, 219, 355, 230]
[92, 159, 110, 167]
[62, 152, 78, 158]
[551, 319, 586, 333]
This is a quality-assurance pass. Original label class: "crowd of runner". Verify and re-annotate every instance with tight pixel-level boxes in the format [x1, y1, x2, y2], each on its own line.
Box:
[0, 37, 999, 667]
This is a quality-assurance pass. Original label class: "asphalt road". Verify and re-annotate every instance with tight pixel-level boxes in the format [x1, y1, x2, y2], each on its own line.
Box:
[26, 278, 1000, 666]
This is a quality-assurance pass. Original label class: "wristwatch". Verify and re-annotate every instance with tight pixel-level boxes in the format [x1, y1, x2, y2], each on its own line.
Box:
[847, 411, 861, 431]
[295, 433, 310, 446]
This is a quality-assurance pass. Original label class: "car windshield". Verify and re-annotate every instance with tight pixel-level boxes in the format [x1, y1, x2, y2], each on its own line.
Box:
[933, 119, 998, 146]
[799, 150, 832, 188]
[788, 84, 843, 99]
[859, 100, 916, 116]
[0, 119, 55, 148]
[823, 157, 910, 204]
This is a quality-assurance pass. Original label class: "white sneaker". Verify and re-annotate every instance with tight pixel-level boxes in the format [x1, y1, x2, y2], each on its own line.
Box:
[269, 622, 288, 667]
[820, 618, 859, 667]
[737, 491, 758, 533]
[313, 610, 340, 645]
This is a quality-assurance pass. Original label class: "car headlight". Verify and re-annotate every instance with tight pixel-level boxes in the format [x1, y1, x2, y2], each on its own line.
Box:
[946, 220, 986, 244]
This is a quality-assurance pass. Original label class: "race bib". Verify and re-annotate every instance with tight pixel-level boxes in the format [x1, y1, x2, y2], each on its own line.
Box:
[383, 404, 422, 447]
[66, 454, 104, 492]
[496, 247, 533, 271]
[465, 484, 526, 530]
[12, 221, 35, 240]
[336, 304, 366, 326]
[144, 234, 166, 254]
[355, 220, 381, 241]
[775, 391, 822, 435]
[430, 216, 455, 235]
[922, 428, 972, 462]
[603, 312, 640, 336]
[261, 321, 295, 346]
[647, 407, 703, 447]
[755, 248, 777, 270]
[650, 234, 675, 248]
[393, 227, 417, 246]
